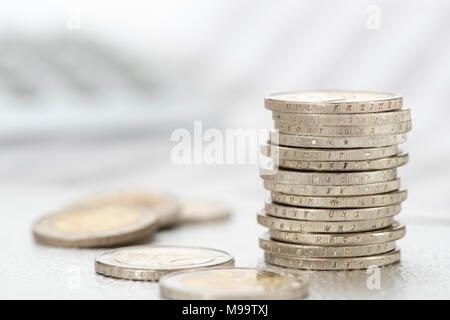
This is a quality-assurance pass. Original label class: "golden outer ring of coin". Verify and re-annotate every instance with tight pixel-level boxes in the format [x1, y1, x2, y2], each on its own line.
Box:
[273, 154, 408, 171]
[74, 192, 181, 228]
[159, 267, 308, 300]
[261, 168, 396, 186]
[271, 131, 407, 148]
[257, 210, 393, 233]
[264, 249, 401, 271]
[264, 202, 401, 221]
[261, 144, 399, 161]
[272, 109, 411, 125]
[269, 222, 405, 246]
[265, 91, 402, 114]
[259, 233, 396, 258]
[264, 179, 400, 196]
[271, 190, 407, 209]
[94, 245, 235, 281]
[32, 206, 159, 248]
[274, 121, 412, 137]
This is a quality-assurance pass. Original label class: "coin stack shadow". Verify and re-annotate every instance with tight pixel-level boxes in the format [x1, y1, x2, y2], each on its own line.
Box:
[258, 91, 411, 270]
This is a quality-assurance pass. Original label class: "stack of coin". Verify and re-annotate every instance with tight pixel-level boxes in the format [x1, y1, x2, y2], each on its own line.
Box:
[258, 90, 410, 270]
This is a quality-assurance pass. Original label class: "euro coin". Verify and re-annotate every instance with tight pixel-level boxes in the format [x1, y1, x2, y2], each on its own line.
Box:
[271, 131, 407, 148]
[273, 154, 408, 171]
[264, 202, 401, 221]
[261, 168, 397, 185]
[159, 267, 308, 300]
[95, 245, 234, 281]
[259, 233, 396, 258]
[271, 190, 407, 208]
[257, 210, 393, 233]
[264, 179, 400, 196]
[32, 205, 159, 248]
[265, 90, 402, 114]
[274, 120, 411, 136]
[268, 222, 406, 246]
[261, 144, 399, 161]
[272, 109, 411, 125]
[265, 249, 401, 270]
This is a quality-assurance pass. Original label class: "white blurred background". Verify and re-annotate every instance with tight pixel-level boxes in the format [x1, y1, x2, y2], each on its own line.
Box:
[1, 0, 449, 222]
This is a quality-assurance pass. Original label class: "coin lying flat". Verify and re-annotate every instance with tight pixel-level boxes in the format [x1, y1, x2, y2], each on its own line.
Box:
[268, 222, 406, 246]
[259, 233, 396, 258]
[265, 249, 401, 270]
[95, 245, 234, 281]
[262, 168, 397, 185]
[265, 202, 401, 221]
[264, 179, 400, 196]
[265, 90, 402, 114]
[33, 205, 159, 248]
[272, 109, 411, 125]
[75, 192, 180, 228]
[275, 121, 411, 136]
[271, 131, 407, 148]
[179, 199, 231, 224]
[159, 267, 308, 300]
[271, 190, 407, 208]
[261, 144, 399, 161]
[257, 210, 393, 233]
[273, 154, 408, 171]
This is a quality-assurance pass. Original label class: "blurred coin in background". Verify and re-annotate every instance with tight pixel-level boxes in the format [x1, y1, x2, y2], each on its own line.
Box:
[32, 205, 159, 248]
[178, 199, 231, 224]
[75, 192, 180, 228]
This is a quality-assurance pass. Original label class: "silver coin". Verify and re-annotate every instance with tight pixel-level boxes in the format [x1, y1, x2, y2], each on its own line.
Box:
[33, 205, 159, 248]
[271, 131, 407, 148]
[257, 210, 393, 233]
[265, 249, 401, 270]
[271, 190, 407, 208]
[275, 120, 411, 136]
[264, 179, 400, 196]
[265, 201, 401, 221]
[273, 154, 408, 171]
[159, 267, 308, 300]
[74, 192, 180, 228]
[259, 233, 396, 258]
[272, 109, 411, 125]
[261, 168, 397, 186]
[95, 245, 234, 281]
[265, 90, 402, 114]
[268, 222, 406, 246]
[178, 199, 231, 224]
[261, 144, 399, 161]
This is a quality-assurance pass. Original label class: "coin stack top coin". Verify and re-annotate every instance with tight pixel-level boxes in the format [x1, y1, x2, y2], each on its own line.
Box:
[258, 90, 410, 271]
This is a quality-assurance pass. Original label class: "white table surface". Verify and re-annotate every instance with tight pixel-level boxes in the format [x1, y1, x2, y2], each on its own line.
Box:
[1, 135, 449, 300]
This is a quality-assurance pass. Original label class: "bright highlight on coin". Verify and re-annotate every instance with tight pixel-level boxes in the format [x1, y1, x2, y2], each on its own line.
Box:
[95, 245, 234, 281]
[159, 267, 308, 300]
[179, 199, 231, 224]
[32, 205, 159, 248]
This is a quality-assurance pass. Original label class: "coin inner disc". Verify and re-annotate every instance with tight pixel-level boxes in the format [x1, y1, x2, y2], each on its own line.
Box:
[179, 270, 288, 292]
[50, 207, 141, 234]
[113, 247, 217, 267]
